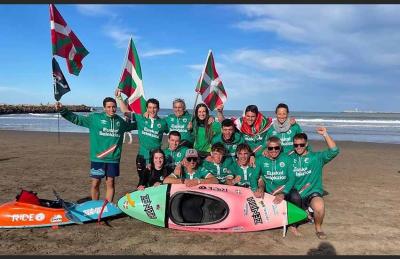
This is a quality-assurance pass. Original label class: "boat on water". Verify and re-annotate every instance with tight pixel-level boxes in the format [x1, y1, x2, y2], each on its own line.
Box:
[118, 184, 307, 233]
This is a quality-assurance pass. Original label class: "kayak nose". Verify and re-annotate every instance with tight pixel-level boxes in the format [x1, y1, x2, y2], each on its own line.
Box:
[287, 202, 308, 225]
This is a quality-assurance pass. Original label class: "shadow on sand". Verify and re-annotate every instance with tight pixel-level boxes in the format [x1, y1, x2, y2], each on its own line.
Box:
[307, 241, 337, 255]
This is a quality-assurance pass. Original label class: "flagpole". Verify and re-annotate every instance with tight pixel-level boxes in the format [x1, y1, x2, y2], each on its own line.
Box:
[191, 49, 212, 121]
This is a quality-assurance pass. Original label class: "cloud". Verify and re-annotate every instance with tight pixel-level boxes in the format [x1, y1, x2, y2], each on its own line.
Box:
[142, 48, 184, 58]
[76, 4, 116, 17]
[102, 24, 139, 48]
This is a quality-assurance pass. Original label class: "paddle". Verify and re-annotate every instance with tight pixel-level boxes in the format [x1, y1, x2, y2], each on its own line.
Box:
[52, 189, 83, 224]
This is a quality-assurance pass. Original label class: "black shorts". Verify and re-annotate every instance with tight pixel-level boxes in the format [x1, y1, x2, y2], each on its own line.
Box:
[303, 192, 323, 209]
[90, 161, 120, 179]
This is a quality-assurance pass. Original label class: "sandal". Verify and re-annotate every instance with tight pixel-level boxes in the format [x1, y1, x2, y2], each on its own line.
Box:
[316, 231, 327, 239]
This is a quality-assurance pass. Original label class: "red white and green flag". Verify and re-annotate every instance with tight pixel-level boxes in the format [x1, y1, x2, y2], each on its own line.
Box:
[195, 50, 227, 111]
[117, 38, 146, 114]
[50, 4, 89, 76]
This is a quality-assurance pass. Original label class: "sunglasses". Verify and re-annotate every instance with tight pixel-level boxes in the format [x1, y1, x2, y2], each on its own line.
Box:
[267, 146, 281, 151]
[187, 157, 198, 162]
[293, 143, 306, 148]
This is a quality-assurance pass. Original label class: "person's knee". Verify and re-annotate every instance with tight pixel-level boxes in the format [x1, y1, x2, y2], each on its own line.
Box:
[91, 179, 101, 188]
[106, 178, 115, 188]
[310, 196, 325, 213]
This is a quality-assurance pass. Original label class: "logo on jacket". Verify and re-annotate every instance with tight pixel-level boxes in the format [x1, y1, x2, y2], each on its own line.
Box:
[101, 120, 107, 125]
[280, 162, 285, 167]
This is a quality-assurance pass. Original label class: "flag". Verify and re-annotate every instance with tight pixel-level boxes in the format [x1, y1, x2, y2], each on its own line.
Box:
[195, 50, 227, 111]
[52, 57, 70, 101]
[50, 4, 89, 76]
[117, 38, 146, 114]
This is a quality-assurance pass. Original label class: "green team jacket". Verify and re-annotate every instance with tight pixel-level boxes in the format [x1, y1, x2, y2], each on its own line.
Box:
[165, 111, 194, 145]
[133, 113, 169, 162]
[163, 146, 188, 170]
[289, 147, 340, 198]
[193, 121, 221, 153]
[266, 123, 303, 154]
[201, 158, 233, 184]
[211, 132, 245, 161]
[60, 107, 136, 163]
[256, 154, 295, 195]
[242, 131, 269, 158]
[227, 162, 261, 191]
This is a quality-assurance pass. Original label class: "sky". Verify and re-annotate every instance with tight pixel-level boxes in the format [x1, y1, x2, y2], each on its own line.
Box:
[0, 4, 399, 112]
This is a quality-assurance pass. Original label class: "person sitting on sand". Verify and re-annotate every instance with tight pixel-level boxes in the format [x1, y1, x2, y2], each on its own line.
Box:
[202, 142, 233, 184]
[288, 127, 340, 240]
[211, 118, 245, 163]
[163, 131, 188, 172]
[55, 98, 137, 202]
[137, 148, 173, 190]
[163, 148, 218, 187]
[225, 143, 260, 191]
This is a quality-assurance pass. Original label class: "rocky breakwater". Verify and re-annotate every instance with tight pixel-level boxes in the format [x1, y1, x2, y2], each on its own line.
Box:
[0, 104, 92, 115]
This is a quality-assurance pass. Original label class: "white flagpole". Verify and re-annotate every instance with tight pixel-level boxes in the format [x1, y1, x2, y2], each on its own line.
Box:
[191, 49, 212, 121]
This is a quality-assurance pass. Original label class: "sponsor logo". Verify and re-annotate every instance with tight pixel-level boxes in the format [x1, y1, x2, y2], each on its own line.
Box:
[183, 118, 187, 123]
[287, 129, 292, 134]
[50, 214, 63, 223]
[304, 158, 309, 163]
[157, 123, 161, 128]
[140, 194, 157, 219]
[279, 162, 285, 167]
[170, 118, 174, 122]
[246, 197, 263, 225]
[101, 119, 107, 125]
[177, 152, 182, 158]
[263, 162, 270, 168]
[83, 206, 108, 216]
[198, 185, 228, 192]
[116, 121, 120, 127]
[11, 213, 45, 222]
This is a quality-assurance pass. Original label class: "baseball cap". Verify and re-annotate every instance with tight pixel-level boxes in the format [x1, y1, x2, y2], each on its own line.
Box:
[185, 149, 198, 158]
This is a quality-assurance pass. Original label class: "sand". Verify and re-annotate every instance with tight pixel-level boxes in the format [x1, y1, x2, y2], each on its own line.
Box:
[0, 130, 399, 255]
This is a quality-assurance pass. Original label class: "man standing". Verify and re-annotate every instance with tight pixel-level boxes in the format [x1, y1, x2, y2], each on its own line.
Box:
[289, 127, 340, 239]
[55, 97, 136, 202]
[116, 89, 168, 186]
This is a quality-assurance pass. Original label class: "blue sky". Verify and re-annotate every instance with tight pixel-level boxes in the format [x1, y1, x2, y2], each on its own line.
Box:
[0, 4, 399, 112]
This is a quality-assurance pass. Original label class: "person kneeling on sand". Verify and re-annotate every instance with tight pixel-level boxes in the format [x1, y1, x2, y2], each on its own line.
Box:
[55, 98, 137, 202]
[137, 148, 173, 190]
[288, 127, 340, 240]
[163, 149, 218, 187]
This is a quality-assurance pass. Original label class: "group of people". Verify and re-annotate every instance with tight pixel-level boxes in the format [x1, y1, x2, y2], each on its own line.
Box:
[54, 90, 339, 239]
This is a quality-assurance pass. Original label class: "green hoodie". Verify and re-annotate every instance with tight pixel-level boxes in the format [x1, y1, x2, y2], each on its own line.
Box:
[165, 111, 194, 145]
[211, 132, 245, 161]
[257, 153, 295, 195]
[60, 107, 137, 163]
[133, 113, 169, 162]
[289, 147, 340, 198]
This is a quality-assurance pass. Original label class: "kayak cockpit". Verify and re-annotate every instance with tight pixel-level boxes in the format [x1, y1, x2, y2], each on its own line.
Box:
[169, 192, 229, 226]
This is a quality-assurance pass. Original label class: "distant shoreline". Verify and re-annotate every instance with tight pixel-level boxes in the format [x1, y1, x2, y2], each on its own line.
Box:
[0, 104, 92, 115]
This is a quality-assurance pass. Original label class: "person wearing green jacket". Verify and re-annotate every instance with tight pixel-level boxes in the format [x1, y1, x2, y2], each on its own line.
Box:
[165, 98, 194, 148]
[115, 92, 169, 187]
[253, 136, 300, 236]
[163, 130, 188, 172]
[289, 127, 340, 240]
[189, 103, 221, 160]
[55, 97, 137, 202]
[266, 103, 303, 154]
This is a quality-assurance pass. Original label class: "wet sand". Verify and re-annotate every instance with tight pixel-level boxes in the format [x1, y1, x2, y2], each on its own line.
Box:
[0, 130, 399, 255]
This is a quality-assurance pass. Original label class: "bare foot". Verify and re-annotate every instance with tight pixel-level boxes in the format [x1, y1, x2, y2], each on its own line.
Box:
[289, 226, 302, 237]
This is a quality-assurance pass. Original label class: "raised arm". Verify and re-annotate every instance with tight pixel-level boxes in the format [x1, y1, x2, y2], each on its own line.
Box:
[115, 88, 130, 113]
[216, 104, 225, 123]
[316, 127, 336, 149]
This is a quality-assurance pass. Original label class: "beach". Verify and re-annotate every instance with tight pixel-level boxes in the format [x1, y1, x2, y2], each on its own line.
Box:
[0, 130, 399, 255]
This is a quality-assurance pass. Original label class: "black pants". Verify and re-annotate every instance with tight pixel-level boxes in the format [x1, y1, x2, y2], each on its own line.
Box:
[136, 154, 146, 187]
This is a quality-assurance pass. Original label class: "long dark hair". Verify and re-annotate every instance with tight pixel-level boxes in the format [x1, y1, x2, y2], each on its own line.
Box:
[149, 148, 169, 178]
[192, 103, 213, 142]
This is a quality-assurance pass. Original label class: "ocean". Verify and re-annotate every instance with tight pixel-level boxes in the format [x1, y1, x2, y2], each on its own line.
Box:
[1, 108, 399, 144]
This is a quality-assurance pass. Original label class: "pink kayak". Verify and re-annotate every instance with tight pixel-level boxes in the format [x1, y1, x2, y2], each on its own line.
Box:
[118, 184, 307, 232]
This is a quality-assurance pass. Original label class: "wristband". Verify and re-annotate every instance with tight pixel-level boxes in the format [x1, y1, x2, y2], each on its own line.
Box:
[322, 132, 329, 137]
